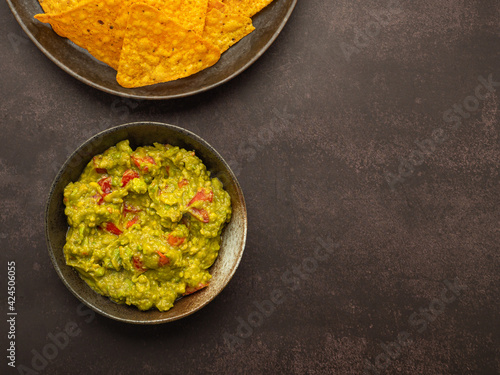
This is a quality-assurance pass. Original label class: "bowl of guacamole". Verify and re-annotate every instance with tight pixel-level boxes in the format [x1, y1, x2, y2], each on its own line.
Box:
[46, 122, 247, 324]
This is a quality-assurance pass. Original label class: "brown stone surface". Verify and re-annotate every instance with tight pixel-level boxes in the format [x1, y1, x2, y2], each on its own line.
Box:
[1, 0, 499, 374]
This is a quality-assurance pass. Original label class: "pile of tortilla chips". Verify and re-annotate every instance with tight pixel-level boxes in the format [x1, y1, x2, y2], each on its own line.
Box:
[35, 0, 275, 88]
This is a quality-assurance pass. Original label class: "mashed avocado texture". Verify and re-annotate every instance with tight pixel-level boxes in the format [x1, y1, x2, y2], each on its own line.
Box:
[63, 140, 231, 311]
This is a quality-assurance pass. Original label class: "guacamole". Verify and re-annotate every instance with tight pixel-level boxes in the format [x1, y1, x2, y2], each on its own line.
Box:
[63, 140, 231, 311]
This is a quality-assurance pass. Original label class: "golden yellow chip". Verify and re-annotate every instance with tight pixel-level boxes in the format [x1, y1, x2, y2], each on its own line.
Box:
[203, 8, 254, 53]
[157, 0, 209, 35]
[126, 0, 209, 35]
[35, 0, 126, 69]
[36, 0, 163, 18]
[207, 0, 225, 11]
[116, 4, 221, 88]
[37, 0, 81, 14]
[222, 0, 274, 18]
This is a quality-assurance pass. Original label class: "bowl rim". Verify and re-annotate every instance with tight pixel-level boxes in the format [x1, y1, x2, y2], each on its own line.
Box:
[6, 0, 297, 100]
[45, 121, 247, 324]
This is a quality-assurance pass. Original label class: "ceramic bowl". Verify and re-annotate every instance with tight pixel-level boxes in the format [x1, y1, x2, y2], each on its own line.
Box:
[45, 122, 247, 323]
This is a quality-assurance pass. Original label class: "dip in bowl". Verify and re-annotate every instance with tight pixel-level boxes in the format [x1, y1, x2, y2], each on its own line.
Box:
[46, 122, 246, 324]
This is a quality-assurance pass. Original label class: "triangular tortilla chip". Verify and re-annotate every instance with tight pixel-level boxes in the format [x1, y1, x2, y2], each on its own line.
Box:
[35, 0, 209, 67]
[158, 0, 209, 35]
[116, 4, 221, 88]
[222, 0, 274, 18]
[208, 0, 225, 11]
[38, 0, 82, 14]
[203, 8, 254, 53]
[35, 0, 127, 69]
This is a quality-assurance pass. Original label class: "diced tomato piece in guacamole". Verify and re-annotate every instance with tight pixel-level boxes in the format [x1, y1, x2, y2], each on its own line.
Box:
[184, 283, 208, 295]
[157, 251, 170, 266]
[104, 222, 122, 235]
[178, 178, 189, 188]
[188, 188, 213, 206]
[92, 156, 107, 174]
[132, 256, 146, 271]
[126, 216, 139, 228]
[97, 177, 112, 205]
[189, 207, 210, 223]
[121, 169, 140, 187]
[167, 234, 185, 247]
[98, 176, 112, 195]
[131, 155, 156, 173]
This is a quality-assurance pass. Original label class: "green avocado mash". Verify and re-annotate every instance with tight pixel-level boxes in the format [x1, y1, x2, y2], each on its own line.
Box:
[63, 140, 231, 311]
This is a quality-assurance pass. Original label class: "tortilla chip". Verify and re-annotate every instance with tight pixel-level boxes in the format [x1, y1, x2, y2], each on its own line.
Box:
[35, 0, 127, 69]
[116, 4, 221, 88]
[203, 8, 254, 53]
[157, 0, 209, 35]
[207, 0, 225, 11]
[37, 0, 81, 14]
[125, 0, 209, 35]
[222, 0, 274, 18]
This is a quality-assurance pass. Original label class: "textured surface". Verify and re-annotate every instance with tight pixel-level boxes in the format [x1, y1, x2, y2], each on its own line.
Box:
[1, 0, 499, 374]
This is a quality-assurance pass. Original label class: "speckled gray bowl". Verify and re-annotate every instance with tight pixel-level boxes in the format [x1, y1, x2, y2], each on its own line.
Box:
[6, 0, 297, 99]
[45, 122, 247, 324]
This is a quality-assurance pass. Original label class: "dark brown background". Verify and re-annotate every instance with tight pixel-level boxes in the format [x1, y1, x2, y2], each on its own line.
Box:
[1, 0, 499, 374]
